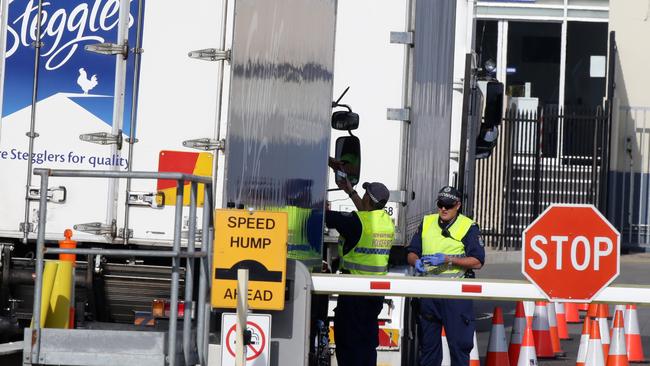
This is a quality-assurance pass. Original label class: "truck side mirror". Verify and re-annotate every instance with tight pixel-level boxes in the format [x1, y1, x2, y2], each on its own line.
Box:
[334, 136, 361, 186]
[483, 81, 504, 128]
[331, 110, 359, 131]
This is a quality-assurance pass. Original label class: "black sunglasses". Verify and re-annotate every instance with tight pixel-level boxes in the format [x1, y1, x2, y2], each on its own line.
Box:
[437, 200, 457, 210]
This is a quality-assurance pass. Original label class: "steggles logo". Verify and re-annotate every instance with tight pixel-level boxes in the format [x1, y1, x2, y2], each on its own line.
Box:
[5, 0, 134, 70]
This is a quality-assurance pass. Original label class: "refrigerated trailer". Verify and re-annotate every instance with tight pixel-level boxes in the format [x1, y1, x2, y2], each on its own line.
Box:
[0, 0, 478, 364]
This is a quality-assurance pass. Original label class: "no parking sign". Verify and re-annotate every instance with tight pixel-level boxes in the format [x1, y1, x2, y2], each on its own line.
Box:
[220, 313, 271, 366]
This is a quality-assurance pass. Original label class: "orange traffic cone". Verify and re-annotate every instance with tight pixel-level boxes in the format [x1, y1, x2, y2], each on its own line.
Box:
[580, 303, 590, 311]
[470, 331, 480, 366]
[596, 304, 611, 361]
[486, 306, 510, 366]
[611, 305, 626, 333]
[586, 319, 606, 366]
[441, 327, 450, 366]
[524, 301, 535, 324]
[588, 303, 599, 319]
[564, 302, 580, 323]
[509, 302, 527, 366]
[624, 305, 645, 362]
[608, 309, 629, 366]
[556, 302, 571, 339]
[547, 302, 566, 356]
[517, 319, 538, 366]
[532, 301, 555, 358]
[566, 302, 582, 323]
[577, 316, 592, 366]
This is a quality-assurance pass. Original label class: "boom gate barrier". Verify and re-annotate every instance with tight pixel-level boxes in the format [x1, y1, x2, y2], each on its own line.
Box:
[310, 274, 650, 305]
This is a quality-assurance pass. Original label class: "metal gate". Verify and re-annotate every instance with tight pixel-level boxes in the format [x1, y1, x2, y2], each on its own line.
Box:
[473, 105, 611, 249]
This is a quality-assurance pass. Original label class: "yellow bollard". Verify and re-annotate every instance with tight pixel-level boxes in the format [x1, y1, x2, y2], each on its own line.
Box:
[31, 261, 58, 328]
[45, 261, 73, 329]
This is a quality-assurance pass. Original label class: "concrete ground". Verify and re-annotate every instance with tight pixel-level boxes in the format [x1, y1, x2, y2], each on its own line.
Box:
[473, 249, 650, 365]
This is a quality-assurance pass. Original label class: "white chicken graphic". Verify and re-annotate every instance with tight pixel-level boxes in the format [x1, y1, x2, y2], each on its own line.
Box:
[77, 68, 98, 94]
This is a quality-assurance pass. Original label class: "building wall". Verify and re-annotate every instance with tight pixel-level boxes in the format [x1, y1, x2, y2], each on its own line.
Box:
[608, 0, 650, 249]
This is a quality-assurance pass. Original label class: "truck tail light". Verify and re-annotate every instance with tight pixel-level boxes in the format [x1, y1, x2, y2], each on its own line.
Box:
[152, 298, 189, 318]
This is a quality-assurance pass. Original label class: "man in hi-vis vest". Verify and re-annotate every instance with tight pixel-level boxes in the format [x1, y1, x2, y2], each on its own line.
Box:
[326, 176, 395, 366]
[407, 186, 485, 366]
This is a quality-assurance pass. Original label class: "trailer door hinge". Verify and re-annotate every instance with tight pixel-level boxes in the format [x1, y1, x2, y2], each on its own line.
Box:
[28, 186, 67, 203]
[19, 222, 35, 233]
[390, 31, 414, 46]
[117, 228, 133, 239]
[182, 138, 225, 151]
[188, 48, 230, 62]
[387, 108, 411, 123]
[74, 221, 117, 237]
[80, 130, 123, 150]
[128, 191, 165, 208]
[181, 229, 203, 242]
[85, 42, 129, 59]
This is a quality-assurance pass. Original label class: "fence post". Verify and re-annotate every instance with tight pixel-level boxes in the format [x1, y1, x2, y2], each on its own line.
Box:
[533, 107, 543, 217]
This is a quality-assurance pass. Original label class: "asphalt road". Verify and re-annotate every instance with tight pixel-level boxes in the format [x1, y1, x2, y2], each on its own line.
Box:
[473, 252, 650, 365]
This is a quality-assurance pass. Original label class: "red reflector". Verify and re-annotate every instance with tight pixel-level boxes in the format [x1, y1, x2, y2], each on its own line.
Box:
[462, 284, 482, 293]
[370, 281, 391, 290]
[377, 320, 387, 326]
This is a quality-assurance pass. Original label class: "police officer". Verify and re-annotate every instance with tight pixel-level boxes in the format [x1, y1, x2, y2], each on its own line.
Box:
[407, 186, 485, 366]
[325, 175, 395, 366]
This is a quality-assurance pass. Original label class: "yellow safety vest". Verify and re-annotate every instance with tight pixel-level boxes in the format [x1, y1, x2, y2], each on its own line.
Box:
[421, 214, 474, 277]
[341, 210, 395, 275]
[284, 206, 322, 269]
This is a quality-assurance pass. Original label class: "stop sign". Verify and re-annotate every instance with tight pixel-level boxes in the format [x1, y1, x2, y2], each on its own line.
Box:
[522, 204, 620, 302]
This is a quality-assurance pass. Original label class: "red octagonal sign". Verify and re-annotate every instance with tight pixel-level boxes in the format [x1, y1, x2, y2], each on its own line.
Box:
[522, 204, 620, 302]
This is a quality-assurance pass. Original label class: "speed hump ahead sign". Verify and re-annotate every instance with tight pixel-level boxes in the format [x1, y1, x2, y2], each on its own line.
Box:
[211, 209, 288, 310]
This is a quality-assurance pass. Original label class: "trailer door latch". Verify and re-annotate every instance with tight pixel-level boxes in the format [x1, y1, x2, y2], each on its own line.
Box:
[28, 186, 67, 203]
[128, 191, 165, 208]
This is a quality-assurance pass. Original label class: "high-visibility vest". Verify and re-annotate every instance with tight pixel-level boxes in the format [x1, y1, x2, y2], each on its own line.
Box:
[421, 213, 474, 277]
[340, 210, 395, 275]
[284, 206, 322, 269]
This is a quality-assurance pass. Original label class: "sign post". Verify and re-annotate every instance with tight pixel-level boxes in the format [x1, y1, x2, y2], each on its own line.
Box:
[236, 269, 248, 366]
[221, 313, 272, 366]
[212, 209, 288, 310]
[522, 204, 621, 302]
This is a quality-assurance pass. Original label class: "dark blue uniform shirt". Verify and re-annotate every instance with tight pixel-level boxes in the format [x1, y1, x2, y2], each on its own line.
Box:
[325, 210, 362, 256]
[407, 218, 485, 266]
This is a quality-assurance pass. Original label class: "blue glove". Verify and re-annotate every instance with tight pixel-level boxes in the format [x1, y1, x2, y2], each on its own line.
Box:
[422, 253, 446, 266]
[414, 259, 427, 273]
